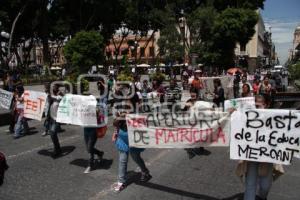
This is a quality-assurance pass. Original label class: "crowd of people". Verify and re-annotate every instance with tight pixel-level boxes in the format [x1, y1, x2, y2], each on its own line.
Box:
[0, 66, 292, 199]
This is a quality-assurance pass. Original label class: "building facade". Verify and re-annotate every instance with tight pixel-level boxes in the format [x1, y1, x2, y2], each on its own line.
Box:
[235, 11, 274, 72]
[290, 26, 300, 61]
[105, 31, 160, 65]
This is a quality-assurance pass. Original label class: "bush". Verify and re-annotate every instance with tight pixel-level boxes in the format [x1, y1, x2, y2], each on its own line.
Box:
[289, 61, 300, 80]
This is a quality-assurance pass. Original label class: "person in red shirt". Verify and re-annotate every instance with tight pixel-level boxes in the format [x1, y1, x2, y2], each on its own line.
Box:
[252, 79, 260, 95]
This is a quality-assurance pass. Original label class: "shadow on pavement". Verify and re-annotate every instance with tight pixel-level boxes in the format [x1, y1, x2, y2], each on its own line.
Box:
[37, 146, 76, 158]
[135, 182, 219, 200]
[70, 158, 113, 170]
[221, 193, 243, 200]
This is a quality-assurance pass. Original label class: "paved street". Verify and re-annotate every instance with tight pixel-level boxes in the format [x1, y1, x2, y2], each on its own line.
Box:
[0, 116, 300, 200]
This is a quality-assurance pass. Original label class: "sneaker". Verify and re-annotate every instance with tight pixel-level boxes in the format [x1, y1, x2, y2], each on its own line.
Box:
[113, 182, 126, 192]
[84, 167, 91, 174]
[140, 172, 152, 182]
[41, 131, 49, 136]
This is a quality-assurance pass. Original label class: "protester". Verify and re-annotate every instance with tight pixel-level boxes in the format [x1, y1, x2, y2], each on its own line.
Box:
[241, 84, 252, 97]
[239, 75, 253, 97]
[165, 79, 181, 111]
[97, 77, 107, 105]
[14, 85, 29, 139]
[0, 151, 9, 186]
[112, 89, 151, 192]
[82, 102, 105, 174]
[141, 80, 152, 112]
[252, 79, 261, 95]
[259, 76, 272, 107]
[191, 70, 203, 96]
[47, 84, 63, 157]
[182, 87, 207, 159]
[42, 83, 51, 136]
[236, 95, 278, 200]
[149, 80, 165, 113]
[212, 78, 225, 108]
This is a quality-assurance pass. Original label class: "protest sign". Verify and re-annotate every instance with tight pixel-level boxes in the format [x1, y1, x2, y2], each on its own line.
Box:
[23, 90, 47, 121]
[230, 109, 300, 165]
[56, 94, 97, 126]
[200, 76, 234, 100]
[0, 89, 13, 109]
[224, 97, 255, 112]
[127, 110, 230, 148]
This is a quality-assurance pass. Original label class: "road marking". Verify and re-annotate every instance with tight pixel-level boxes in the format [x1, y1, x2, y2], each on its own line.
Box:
[89, 150, 171, 200]
[7, 135, 80, 160]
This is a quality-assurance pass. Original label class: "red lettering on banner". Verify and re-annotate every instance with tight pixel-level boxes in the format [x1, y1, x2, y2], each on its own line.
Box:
[167, 130, 176, 143]
[153, 127, 227, 145]
[128, 118, 146, 128]
[25, 96, 45, 113]
[217, 127, 226, 144]
[155, 129, 164, 145]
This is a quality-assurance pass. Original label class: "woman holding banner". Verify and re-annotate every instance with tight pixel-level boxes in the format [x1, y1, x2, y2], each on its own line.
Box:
[112, 87, 151, 192]
[236, 95, 283, 200]
[83, 101, 105, 174]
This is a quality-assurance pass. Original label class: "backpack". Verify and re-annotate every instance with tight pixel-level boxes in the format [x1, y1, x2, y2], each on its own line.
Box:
[0, 152, 9, 186]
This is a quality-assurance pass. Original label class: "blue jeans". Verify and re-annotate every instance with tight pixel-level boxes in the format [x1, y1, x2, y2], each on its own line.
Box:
[14, 115, 28, 137]
[244, 162, 273, 200]
[118, 151, 149, 184]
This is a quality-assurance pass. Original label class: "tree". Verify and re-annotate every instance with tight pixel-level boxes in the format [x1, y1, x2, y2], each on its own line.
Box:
[63, 31, 104, 73]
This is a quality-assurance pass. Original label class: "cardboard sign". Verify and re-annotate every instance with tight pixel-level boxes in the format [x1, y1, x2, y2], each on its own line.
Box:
[23, 90, 47, 121]
[230, 109, 300, 165]
[127, 111, 230, 148]
[224, 97, 255, 112]
[0, 89, 13, 110]
[56, 94, 97, 126]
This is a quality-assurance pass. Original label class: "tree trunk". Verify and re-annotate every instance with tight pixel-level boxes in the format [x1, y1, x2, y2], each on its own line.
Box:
[40, 0, 50, 68]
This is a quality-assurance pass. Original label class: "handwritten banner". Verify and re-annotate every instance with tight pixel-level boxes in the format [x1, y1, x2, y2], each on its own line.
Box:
[126, 111, 230, 148]
[23, 90, 47, 121]
[0, 89, 13, 109]
[56, 94, 97, 126]
[224, 97, 255, 112]
[230, 109, 300, 165]
[200, 76, 234, 100]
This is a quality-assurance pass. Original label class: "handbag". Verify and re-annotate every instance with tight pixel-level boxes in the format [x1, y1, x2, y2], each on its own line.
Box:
[96, 126, 107, 138]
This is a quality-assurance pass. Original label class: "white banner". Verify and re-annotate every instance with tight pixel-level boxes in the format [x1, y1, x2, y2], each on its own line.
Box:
[127, 111, 230, 148]
[230, 109, 300, 165]
[0, 89, 13, 110]
[200, 76, 234, 100]
[56, 94, 97, 126]
[23, 90, 47, 121]
[224, 97, 255, 112]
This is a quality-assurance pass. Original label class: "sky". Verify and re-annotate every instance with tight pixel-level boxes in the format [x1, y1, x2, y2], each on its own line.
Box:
[261, 0, 300, 64]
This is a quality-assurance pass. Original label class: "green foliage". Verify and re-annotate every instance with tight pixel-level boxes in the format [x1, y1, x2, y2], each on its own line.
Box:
[63, 31, 104, 73]
[150, 72, 166, 83]
[289, 62, 300, 80]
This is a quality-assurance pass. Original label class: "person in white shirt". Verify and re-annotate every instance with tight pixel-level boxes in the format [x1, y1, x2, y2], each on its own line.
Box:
[14, 85, 28, 139]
